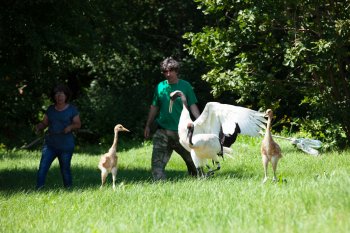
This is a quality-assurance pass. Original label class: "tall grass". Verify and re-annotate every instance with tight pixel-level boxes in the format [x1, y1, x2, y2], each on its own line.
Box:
[1, 137, 349, 233]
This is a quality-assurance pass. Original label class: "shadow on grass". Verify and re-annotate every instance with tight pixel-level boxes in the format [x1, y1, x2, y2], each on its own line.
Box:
[74, 139, 149, 156]
[219, 168, 259, 179]
[0, 166, 191, 195]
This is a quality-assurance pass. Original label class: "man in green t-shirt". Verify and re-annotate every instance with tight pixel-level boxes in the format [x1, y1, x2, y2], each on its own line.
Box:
[144, 57, 200, 180]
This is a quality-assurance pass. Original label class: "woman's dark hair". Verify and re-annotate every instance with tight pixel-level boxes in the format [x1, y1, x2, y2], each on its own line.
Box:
[50, 84, 72, 103]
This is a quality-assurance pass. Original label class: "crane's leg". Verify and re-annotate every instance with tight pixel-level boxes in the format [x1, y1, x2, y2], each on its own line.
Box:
[217, 132, 225, 160]
[212, 161, 221, 172]
[196, 167, 207, 179]
[217, 144, 224, 159]
[206, 164, 214, 177]
[271, 156, 279, 182]
[111, 167, 118, 190]
[262, 155, 269, 183]
[206, 161, 220, 177]
[100, 168, 108, 189]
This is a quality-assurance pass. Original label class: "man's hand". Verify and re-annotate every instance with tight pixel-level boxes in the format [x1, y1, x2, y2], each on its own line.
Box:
[144, 126, 150, 139]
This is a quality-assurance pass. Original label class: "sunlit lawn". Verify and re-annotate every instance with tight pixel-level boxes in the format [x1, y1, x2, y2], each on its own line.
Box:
[1, 137, 349, 233]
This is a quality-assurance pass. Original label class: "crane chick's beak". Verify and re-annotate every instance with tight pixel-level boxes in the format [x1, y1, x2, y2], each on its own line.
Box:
[123, 127, 130, 132]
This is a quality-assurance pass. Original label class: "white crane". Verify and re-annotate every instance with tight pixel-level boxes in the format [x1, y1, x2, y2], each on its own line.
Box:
[169, 91, 266, 177]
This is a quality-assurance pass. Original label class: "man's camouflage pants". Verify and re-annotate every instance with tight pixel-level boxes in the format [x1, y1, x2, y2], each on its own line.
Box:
[152, 129, 197, 180]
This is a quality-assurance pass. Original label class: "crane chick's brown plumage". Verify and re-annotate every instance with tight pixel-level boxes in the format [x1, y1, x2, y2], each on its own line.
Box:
[98, 124, 129, 190]
[261, 109, 282, 183]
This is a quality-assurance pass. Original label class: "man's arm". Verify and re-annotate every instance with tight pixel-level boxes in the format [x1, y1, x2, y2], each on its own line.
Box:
[189, 104, 200, 119]
[144, 105, 159, 139]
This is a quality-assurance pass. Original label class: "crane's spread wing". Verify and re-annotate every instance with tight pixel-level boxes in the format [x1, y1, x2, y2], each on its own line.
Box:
[194, 102, 266, 137]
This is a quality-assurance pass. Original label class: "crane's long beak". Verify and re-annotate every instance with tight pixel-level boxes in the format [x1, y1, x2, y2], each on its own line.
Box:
[169, 91, 183, 113]
[169, 99, 174, 113]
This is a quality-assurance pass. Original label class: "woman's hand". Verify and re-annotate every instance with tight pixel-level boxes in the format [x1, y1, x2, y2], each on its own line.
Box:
[35, 122, 46, 134]
[64, 125, 73, 134]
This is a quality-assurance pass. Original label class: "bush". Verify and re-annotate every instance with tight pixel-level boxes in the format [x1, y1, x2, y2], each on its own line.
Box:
[299, 118, 348, 150]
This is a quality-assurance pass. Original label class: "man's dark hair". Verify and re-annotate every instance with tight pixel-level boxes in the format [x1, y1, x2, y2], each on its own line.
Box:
[160, 57, 180, 73]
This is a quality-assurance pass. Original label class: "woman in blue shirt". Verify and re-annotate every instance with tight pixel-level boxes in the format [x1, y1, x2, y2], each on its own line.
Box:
[35, 84, 81, 189]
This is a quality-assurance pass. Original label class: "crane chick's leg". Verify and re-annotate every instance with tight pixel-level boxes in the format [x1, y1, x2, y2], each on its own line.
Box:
[100, 167, 108, 189]
[111, 167, 118, 190]
[262, 155, 269, 183]
[271, 156, 279, 182]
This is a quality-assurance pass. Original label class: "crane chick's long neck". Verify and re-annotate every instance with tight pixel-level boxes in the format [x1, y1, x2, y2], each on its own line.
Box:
[109, 131, 119, 153]
[264, 116, 273, 142]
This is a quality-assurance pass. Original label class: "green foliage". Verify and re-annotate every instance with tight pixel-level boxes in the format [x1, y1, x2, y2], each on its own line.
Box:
[0, 0, 102, 147]
[2, 0, 349, 149]
[0, 0, 210, 147]
[184, 0, 350, 148]
[299, 118, 348, 150]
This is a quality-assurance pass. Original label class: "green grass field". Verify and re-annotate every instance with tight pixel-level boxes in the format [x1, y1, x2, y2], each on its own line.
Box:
[1, 136, 349, 233]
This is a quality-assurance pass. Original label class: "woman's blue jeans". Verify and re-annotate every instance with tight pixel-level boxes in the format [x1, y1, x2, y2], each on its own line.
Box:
[36, 144, 73, 189]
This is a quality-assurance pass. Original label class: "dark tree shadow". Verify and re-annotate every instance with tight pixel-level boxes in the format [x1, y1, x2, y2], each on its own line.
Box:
[1, 147, 258, 195]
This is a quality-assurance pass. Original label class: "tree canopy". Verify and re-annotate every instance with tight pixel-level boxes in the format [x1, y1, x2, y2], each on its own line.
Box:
[0, 0, 210, 147]
[0, 0, 349, 149]
[184, 0, 350, 148]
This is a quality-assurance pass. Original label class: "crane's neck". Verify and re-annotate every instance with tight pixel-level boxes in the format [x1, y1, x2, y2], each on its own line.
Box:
[179, 95, 190, 121]
[109, 131, 119, 153]
[187, 128, 194, 146]
[264, 116, 272, 140]
[180, 95, 189, 110]
[178, 94, 193, 144]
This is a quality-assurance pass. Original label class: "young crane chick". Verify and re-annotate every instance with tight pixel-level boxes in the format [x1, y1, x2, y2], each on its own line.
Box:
[261, 109, 282, 183]
[98, 124, 129, 190]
